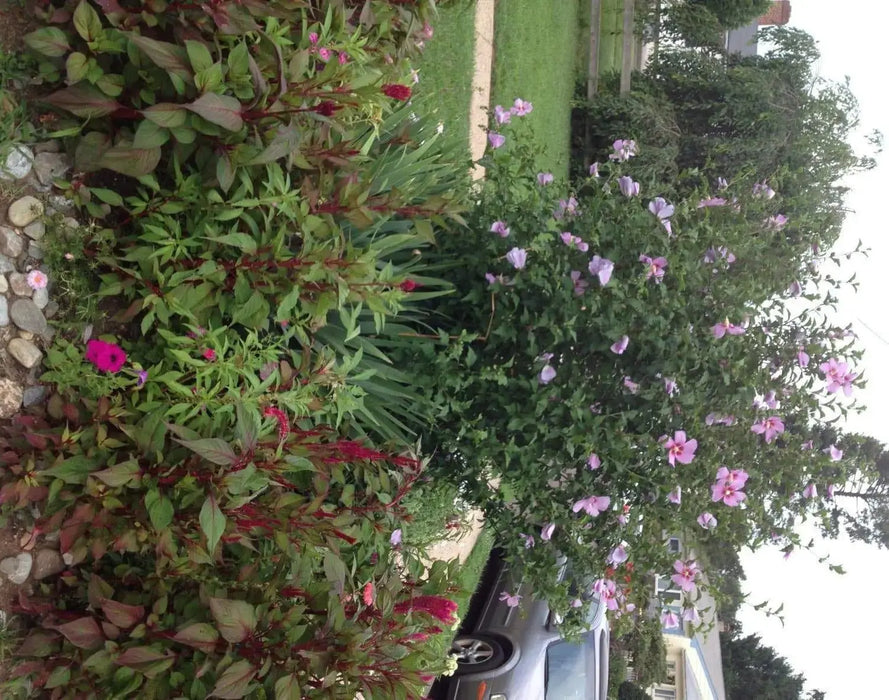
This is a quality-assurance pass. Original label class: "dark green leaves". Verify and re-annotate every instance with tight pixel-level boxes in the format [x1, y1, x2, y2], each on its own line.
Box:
[73, 0, 104, 42]
[184, 93, 244, 132]
[43, 84, 121, 118]
[144, 489, 174, 531]
[208, 598, 256, 643]
[199, 494, 226, 555]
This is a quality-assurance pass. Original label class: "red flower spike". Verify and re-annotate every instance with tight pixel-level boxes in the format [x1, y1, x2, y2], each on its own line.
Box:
[382, 84, 412, 101]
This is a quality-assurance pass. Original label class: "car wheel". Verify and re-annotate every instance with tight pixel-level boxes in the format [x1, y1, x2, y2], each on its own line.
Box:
[450, 634, 507, 674]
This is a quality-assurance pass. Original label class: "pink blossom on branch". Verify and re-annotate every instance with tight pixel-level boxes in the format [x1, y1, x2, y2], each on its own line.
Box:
[488, 132, 505, 149]
[697, 512, 718, 530]
[610, 335, 629, 355]
[661, 609, 681, 629]
[712, 319, 746, 338]
[671, 559, 700, 593]
[505, 247, 527, 269]
[572, 495, 611, 517]
[668, 486, 682, 505]
[541, 523, 555, 541]
[639, 254, 668, 282]
[588, 255, 614, 285]
[751, 416, 785, 443]
[489, 220, 511, 237]
[661, 430, 698, 466]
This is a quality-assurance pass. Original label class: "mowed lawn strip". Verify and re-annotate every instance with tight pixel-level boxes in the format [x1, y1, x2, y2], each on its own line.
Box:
[491, 0, 583, 175]
[414, 2, 478, 158]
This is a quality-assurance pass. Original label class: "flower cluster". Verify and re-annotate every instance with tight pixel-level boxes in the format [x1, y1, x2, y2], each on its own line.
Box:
[711, 467, 749, 506]
[85, 339, 127, 373]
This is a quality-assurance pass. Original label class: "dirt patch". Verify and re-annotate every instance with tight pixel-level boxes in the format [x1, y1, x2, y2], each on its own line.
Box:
[0, 2, 37, 54]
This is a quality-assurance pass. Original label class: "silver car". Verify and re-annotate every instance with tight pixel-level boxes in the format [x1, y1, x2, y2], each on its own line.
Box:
[440, 554, 610, 700]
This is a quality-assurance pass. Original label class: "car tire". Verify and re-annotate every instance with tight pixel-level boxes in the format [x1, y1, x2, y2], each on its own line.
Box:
[450, 634, 507, 675]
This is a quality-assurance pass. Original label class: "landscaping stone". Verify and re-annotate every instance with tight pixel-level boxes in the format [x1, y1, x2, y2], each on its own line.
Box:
[0, 552, 33, 585]
[0, 253, 15, 274]
[23, 221, 45, 240]
[33, 140, 60, 154]
[0, 275, 7, 294]
[8, 195, 44, 228]
[8, 337, 43, 369]
[48, 195, 73, 212]
[33, 152, 70, 186]
[44, 300, 59, 319]
[28, 241, 44, 260]
[18, 330, 33, 341]
[0, 296, 7, 327]
[0, 226, 25, 258]
[0, 378, 23, 418]
[10, 298, 47, 335]
[0, 145, 34, 181]
[9, 272, 31, 297]
[33, 286, 49, 309]
[23, 385, 46, 407]
[33, 548, 64, 580]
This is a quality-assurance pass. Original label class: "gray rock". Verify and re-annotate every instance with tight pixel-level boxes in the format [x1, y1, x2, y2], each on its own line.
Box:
[33, 152, 70, 186]
[44, 300, 59, 319]
[8, 338, 43, 369]
[33, 141, 61, 154]
[0, 146, 34, 181]
[9, 299, 47, 335]
[0, 226, 25, 258]
[0, 552, 32, 584]
[0, 377, 23, 418]
[28, 241, 44, 260]
[0, 254, 15, 274]
[0, 297, 7, 327]
[0, 275, 6, 294]
[22, 385, 46, 408]
[33, 548, 64, 580]
[8, 272, 31, 297]
[23, 221, 45, 240]
[33, 287, 49, 309]
[7, 196, 44, 228]
[48, 195, 73, 212]
[62, 217, 80, 234]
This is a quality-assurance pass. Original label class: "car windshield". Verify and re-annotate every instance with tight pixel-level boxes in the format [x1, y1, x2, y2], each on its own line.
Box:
[544, 634, 596, 699]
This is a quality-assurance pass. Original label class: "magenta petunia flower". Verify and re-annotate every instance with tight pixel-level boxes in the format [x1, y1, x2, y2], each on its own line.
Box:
[85, 339, 127, 373]
[661, 430, 698, 466]
[610, 335, 629, 355]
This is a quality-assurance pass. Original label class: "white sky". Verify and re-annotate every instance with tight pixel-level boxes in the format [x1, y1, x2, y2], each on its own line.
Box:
[738, 2, 889, 698]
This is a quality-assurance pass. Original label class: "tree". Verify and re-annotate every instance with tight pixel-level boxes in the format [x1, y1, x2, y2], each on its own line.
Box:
[688, 0, 772, 29]
[721, 633, 806, 700]
[618, 681, 653, 700]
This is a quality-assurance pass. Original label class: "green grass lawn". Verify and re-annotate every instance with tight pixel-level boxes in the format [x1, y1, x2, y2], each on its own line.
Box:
[413, 1, 477, 158]
[490, 0, 584, 175]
